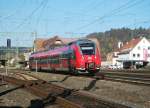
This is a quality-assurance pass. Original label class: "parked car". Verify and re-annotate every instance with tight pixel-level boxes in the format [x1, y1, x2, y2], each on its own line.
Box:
[108, 65, 122, 69]
[108, 65, 116, 69]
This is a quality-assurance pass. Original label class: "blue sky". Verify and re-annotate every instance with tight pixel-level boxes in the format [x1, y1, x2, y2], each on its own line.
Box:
[0, 0, 150, 47]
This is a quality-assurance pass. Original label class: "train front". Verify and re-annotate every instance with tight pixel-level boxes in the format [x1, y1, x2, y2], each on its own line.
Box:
[75, 40, 101, 74]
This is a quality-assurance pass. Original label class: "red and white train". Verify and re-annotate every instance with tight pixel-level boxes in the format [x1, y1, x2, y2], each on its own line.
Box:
[29, 39, 101, 75]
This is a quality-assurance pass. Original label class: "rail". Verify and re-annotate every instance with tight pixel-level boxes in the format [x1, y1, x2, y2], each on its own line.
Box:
[100, 69, 150, 86]
[0, 73, 131, 108]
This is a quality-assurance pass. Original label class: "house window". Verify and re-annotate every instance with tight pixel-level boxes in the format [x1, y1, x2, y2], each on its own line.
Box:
[133, 54, 135, 57]
[138, 46, 140, 50]
[147, 54, 150, 57]
[148, 46, 150, 50]
[137, 54, 140, 57]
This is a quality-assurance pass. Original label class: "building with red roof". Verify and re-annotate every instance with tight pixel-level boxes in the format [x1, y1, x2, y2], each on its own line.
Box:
[33, 36, 100, 53]
[113, 37, 150, 69]
[34, 38, 47, 52]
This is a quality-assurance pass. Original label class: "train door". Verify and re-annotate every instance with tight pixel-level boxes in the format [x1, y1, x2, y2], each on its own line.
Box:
[67, 49, 76, 72]
[48, 56, 52, 71]
[59, 53, 63, 71]
[67, 50, 71, 71]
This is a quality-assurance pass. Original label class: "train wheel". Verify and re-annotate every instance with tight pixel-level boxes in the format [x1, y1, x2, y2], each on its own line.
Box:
[39, 67, 41, 72]
[72, 68, 79, 75]
[29, 66, 34, 71]
[74, 70, 79, 76]
[88, 72, 95, 76]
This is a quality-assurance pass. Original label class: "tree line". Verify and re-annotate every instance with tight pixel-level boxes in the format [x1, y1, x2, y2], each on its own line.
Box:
[86, 27, 150, 60]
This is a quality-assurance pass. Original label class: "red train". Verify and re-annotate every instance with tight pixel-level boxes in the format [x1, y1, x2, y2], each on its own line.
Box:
[29, 39, 101, 75]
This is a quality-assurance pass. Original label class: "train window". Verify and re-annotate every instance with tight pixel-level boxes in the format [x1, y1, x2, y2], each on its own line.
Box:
[71, 50, 76, 59]
[80, 43, 95, 55]
[29, 57, 33, 60]
[62, 52, 68, 58]
[40, 58, 48, 64]
[57, 55, 60, 63]
[68, 50, 75, 59]
[50, 55, 59, 64]
[48, 56, 52, 63]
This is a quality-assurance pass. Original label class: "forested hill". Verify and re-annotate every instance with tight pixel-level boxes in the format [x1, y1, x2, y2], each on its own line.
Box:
[86, 27, 150, 60]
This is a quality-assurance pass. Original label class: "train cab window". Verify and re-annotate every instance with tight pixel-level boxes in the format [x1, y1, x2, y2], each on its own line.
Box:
[71, 50, 76, 59]
[80, 43, 95, 55]
[67, 50, 75, 59]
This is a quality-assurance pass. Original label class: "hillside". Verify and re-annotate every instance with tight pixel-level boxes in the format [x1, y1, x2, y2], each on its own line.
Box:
[86, 27, 150, 60]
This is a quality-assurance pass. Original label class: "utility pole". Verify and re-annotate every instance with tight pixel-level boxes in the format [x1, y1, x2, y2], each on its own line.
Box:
[5, 47, 8, 75]
[131, 19, 136, 39]
[36, 60, 37, 73]
[16, 40, 19, 68]
[31, 31, 38, 73]
[32, 31, 37, 52]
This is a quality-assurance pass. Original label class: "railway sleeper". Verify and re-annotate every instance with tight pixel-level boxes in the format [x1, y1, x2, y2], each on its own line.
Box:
[29, 89, 78, 107]
[43, 89, 75, 104]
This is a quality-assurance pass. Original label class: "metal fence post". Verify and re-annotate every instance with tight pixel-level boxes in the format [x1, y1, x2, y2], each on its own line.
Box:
[36, 60, 37, 73]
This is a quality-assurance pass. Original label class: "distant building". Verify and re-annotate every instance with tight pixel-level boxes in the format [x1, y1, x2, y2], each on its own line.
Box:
[42, 36, 78, 50]
[113, 37, 150, 69]
[0, 47, 31, 60]
[7, 39, 11, 48]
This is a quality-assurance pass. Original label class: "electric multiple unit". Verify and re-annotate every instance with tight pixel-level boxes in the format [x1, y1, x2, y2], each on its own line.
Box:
[29, 39, 101, 75]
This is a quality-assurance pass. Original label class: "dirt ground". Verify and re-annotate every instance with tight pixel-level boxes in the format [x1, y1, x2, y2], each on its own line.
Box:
[29, 71, 150, 108]
[0, 84, 40, 107]
[0, 70, 150, 108]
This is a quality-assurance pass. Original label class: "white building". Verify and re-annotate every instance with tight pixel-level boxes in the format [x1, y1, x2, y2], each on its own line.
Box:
[114, 37, 150, 69]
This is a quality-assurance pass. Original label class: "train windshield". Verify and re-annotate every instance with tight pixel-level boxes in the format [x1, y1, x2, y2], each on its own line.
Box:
[80, 43, 95, 55]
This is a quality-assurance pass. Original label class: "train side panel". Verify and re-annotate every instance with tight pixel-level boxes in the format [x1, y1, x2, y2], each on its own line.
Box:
[29, 39, 101, 74]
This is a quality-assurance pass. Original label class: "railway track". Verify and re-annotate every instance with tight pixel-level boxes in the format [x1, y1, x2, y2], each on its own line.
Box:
[100, 69, 150, 86]
[1, 68, 150, 86]
[0, 70, 131, 108]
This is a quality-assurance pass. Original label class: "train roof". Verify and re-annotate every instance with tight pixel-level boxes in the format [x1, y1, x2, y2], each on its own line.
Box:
[68, 39, 93, 45]
[30, 45, 69, 58]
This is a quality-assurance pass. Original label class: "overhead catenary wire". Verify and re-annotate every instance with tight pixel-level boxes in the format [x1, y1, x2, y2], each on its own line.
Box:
[82, 0, 106, 14]
[76, 0, 143, 30]
[12, 0, 47, 31]
[0, 0, 148, 39]
[125, 19, 150, 28]
[36, 0, 48, 33]
[0, 0, 25, 21]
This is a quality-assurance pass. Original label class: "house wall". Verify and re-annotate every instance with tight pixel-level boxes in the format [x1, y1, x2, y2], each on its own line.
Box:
[130, 37, 150, 62]
[111, 37, 150, 69]
[112, 57, 118, 65]
[118, 53, 130, 61]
